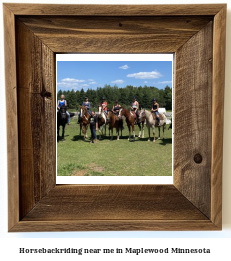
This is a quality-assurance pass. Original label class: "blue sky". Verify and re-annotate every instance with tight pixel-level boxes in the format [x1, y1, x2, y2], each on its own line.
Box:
[57, 60, 173, 92]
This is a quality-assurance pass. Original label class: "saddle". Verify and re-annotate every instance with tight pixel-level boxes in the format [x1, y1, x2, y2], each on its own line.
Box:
[152, 112, 165, 121]
[130, 110, 140, 118]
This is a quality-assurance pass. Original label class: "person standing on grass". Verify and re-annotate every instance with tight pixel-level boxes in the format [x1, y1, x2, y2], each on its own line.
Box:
[89, 111, 98, 143]
[57, 94, 70, 125]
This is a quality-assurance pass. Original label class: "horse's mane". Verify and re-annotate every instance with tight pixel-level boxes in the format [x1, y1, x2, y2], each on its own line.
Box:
[79, 105, 90, 117]
[59, 105, 67, 112]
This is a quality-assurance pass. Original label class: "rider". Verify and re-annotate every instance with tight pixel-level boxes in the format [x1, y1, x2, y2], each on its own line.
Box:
[151, 98, 161, 126]
[78, 97, 91, 124]
[131, 96, 139, 122]
[112, 100, 124, 129]
[100, 97, 108, 114]
[82, 97, 91, 115]
[57, 94, 70, 125]
[112, 100, 121, 115]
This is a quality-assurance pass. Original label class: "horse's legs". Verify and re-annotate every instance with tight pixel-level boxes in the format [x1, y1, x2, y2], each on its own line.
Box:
[142, 122, 145, 138]
[57, 126, 59, 141]
[85, 125, 89, 140]
[137, 123, 141, 138]
[162, 124, 165, 139]
[132, 124, 135, 141]
[117, 128, 119, 140]
[99, 124, 105, 140]
[158, 126, 161, 140]
[85, 125, 88, 138]
[98, 131, 100, 140]
[148, 127, 150, 142]
[110, 128, 113, 140]
[152, 125, 156, 142]
[62, 125, 65, 141]
[82, 126, 86, 141]
[128, 125, 131, 140]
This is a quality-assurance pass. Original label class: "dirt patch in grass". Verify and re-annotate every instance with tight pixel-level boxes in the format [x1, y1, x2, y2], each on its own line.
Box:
[89, 163, 105, 173]
[71, 169, 87, 176]
[71, 163, 105, 176]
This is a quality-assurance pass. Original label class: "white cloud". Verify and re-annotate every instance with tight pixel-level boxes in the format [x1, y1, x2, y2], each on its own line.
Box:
[89, 81, 97, 84]
[111, 79, 125, 84]
[127, 71, 162, 79]
[57, 78, 89, 89]
[61, 78, 85, 83]
[144, 81, 148, 84]
[119, 64, 129, 70]
[157, 81, 172, 84]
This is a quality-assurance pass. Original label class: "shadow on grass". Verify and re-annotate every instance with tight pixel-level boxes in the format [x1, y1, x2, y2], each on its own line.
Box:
[57, 135, 70, 142]
[159, 138, 172, 145]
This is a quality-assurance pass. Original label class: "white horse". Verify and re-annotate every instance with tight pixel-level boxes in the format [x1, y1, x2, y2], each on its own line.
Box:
[139, 109, 166, 142]
[97, 106, 107, 140]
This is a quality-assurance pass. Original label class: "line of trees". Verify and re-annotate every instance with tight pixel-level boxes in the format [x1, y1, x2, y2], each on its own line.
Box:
[57, 85, 172, 111]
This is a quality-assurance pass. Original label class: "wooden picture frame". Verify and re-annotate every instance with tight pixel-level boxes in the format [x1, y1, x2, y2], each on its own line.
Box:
[4, 4, 226, 232]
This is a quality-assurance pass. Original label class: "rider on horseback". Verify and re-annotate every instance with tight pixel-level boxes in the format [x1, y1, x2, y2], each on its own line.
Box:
[57, 94, 70, 125]
[78, 97, 91, 124]
[82, 97, 91, 115]
[151, 98, 161, 126]
[112, 100, 124, 129]
[112, 100, 121, 115]
[131, 96, 139, 123]
[100, 97, 107, 114]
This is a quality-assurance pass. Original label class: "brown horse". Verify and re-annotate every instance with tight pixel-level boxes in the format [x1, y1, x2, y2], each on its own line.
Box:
[118, 107, 136, 141]
[119, 107, 145, 141]
[107, 111, 123, 140]
[79, 106, 90, 141]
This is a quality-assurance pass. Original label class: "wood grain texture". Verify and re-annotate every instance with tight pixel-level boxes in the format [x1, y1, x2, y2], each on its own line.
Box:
[11, 220, 218, 232]
[16, 19, 56, 219]
[211, 5, 226, 228]
[174, 22, 213, 218]
[4, 3, 226, 231]
[18, 16, 213, 53]
[22, 185, 207, 221]
[12, 185, 219, 232]
[3, 4, 19, 231]
[3, 3, 225, 16]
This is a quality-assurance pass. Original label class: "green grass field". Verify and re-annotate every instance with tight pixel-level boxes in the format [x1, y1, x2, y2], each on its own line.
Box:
[57, 119, 172, 176]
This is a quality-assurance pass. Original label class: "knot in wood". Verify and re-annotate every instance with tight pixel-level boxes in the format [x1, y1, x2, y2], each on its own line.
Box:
[194, 153, 202, 164]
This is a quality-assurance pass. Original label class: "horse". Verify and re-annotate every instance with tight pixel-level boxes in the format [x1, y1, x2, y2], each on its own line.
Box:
[97, 106, 107, 140]
[139, 109, 166, 142]
[57, 105, 68, 142]
[106, 111, 123, 140]
[79, 106, 90, 141]
[130, 110, 145, 138]
[118, 107, 145, 141]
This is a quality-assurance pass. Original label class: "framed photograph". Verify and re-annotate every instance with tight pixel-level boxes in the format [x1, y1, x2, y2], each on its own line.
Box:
[56, 53, 173, 185]
[4, 3, 226, 231]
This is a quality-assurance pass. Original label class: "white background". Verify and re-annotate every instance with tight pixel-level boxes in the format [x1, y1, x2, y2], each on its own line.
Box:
[1, 0, 231, 260]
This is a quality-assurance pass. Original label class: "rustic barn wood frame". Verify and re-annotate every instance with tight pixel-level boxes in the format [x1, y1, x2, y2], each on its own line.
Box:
[4, 4, 226, 232]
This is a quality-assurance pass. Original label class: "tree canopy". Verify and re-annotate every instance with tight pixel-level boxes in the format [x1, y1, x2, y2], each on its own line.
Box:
[57, 85, 172, 111]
